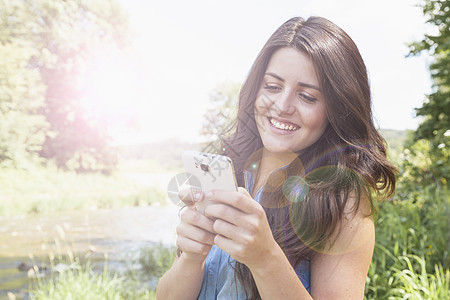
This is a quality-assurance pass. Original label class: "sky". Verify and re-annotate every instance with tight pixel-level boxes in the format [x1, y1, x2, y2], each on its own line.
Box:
[95, 0, 432, 145]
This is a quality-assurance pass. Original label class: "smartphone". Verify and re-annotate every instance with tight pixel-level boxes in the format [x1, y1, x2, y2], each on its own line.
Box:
[182, 150, 238, 213]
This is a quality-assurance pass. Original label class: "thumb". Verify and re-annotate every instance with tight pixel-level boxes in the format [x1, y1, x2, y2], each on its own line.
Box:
[178, 187, 204, 206]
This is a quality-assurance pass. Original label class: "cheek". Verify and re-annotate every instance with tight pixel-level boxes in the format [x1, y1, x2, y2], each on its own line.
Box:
[304, 107, 328, 131]
[254, 95, 269, 116]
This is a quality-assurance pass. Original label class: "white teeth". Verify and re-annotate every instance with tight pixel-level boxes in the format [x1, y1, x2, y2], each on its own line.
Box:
[269, 118, 298, 131]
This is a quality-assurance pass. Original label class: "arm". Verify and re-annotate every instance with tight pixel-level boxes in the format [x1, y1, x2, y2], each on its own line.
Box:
[156, 204, 216, 300]
[156, 253, 205, 300]
[204, 189, 374, 299]
[309, 196, 375, 299]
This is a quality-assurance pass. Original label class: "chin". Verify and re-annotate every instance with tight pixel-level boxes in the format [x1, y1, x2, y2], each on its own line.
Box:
[263, 143, 297, 154]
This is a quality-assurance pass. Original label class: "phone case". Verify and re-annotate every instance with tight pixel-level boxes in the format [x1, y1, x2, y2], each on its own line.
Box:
[182, 150, 238, 213]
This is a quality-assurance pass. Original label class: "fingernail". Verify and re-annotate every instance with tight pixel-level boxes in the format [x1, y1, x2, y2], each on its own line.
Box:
[195, 192, 203, 202]
[205, 191, 213, 199]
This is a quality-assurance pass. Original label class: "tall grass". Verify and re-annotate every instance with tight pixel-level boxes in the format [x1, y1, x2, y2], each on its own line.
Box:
[391, 255, 449, 299]
[24, 242, 178, 299]
[138, 243, 177, 279]
[28, 261, 157, 300]
[365, 175, 449, 299]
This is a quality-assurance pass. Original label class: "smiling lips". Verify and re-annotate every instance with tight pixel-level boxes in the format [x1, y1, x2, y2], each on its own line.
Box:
[268, 117, 299, 131]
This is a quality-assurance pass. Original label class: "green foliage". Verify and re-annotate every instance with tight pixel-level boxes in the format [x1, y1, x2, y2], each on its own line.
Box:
[26, 244, 177, 299]
[200, 81, 241, 152]
[367, 252, 450, 299]
[408, 0, 449, 183]
[391, 255, 449, 299]
[365, 129, 449, 299]
[380, 129, 410, 165]
[380, 129, 409, 152]
[0, 3, 49, 167]
[29, 261, 157, 300]
[365, 186, 449, 299]
[0, 0, 131, 173]
[366, 7, 450, 297]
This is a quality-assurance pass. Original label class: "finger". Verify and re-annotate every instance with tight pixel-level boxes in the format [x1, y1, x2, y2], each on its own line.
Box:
[204, 203, 247, 227]
[213, 234, 241, 260]
[238, 186, 251, 197]
[180, 206, 215, 233]
[212, 218, 241, 241]
[178, 187, 204, 206]
[176, 235, 212, 256]
[205, 189, 258, 214]
[176, 222, 216, 245]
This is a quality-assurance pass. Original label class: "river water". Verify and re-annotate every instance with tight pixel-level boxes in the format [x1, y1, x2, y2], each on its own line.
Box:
[0, 172, 181, 299]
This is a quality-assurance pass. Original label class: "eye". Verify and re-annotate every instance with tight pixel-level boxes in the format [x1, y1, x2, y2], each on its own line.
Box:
[298, 92, 317, 103]
[263, 84, 282, 93]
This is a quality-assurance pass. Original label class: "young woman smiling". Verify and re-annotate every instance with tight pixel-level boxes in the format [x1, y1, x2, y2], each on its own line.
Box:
[157, 16, 397, 300]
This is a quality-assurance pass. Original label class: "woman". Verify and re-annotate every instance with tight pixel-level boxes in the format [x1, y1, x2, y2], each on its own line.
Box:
[157, 16, 397, 299]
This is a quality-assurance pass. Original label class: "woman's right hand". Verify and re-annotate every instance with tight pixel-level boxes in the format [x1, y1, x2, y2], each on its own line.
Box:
[176, 189, 216, 264]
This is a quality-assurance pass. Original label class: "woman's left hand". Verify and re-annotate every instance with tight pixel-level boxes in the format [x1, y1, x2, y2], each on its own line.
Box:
[203, 187, 278, 270]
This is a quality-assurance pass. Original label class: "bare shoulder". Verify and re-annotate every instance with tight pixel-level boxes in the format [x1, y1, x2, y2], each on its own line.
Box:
[310, 193, 375, 299]
[328, 192, 374, 254]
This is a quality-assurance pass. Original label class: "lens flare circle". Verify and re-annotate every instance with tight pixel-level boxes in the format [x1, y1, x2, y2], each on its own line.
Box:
[167, 172, 202, 207]
[282, 176, 309, 203]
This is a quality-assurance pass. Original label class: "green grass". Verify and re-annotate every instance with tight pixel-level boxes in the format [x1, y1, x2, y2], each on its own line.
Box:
[138, 243, 177, 279]
[23, 243, 178, 300]
[364, 178, 449, 299]
[28, 261, 157, 300]
[0, 166, 167, 216]
[391, 255, 450, 299]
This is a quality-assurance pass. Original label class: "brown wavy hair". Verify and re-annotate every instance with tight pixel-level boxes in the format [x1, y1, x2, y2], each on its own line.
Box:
[221, 16, 398, 299]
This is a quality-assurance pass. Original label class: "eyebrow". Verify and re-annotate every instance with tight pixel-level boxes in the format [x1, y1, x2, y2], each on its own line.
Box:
[264, 72, 321, 91]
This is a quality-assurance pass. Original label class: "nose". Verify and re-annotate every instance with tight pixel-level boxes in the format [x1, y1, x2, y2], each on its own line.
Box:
[273, 89, 295, 115]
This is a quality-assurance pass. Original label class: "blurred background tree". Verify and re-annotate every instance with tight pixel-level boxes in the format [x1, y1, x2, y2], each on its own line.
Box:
[0, 0, 130, 173]
[407, 0, 449, 184]
[200, 81, 240, 153]
[200, 81, 240, 139]
[0, 1, 48, 168]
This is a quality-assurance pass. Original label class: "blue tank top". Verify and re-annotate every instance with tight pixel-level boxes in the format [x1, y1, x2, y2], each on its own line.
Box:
[197, 166, 311, 299]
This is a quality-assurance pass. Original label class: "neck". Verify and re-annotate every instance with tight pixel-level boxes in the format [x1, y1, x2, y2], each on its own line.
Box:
[249, 148, 299, 198]
[258, 148, 298, 178]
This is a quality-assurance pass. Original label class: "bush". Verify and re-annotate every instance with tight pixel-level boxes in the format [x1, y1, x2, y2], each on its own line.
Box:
[365, 145, 449, 299]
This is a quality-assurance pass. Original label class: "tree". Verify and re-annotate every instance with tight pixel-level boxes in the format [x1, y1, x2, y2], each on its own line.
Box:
[0, 0, 131, 173]
[0, 1, 48, 167]
[200, 81, 240, 153]
[408, 0, 449, 183]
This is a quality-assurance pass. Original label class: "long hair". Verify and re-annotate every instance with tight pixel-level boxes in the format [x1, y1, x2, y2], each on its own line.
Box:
[222, 16, 397, 299]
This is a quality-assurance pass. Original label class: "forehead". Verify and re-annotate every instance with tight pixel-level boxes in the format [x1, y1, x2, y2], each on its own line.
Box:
[266, 47, 319, 86]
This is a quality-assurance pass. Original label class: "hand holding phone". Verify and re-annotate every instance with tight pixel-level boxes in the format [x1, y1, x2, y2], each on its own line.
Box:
[182, 150, 238, 213]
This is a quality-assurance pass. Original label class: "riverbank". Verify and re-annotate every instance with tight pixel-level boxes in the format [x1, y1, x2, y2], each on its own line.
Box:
[0, 204, 180, 299]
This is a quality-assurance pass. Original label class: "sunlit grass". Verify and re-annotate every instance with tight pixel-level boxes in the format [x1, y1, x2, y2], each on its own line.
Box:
[28, 261, 157, 300]
[138, 242, 177, 279]
[364, 182, 449, 299]
[391, 255, 450, 299]
[24, 242, 177, 300]
[0, 166, 167, 216]
[4, 222, 177, 300]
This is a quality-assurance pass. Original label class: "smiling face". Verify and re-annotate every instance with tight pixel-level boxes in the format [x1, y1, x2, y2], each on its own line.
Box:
[254, 47, 329, 154]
